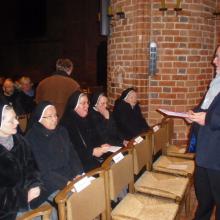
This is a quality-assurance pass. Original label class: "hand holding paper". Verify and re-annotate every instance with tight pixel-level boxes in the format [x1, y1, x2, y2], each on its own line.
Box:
[188, 111, 206, 125]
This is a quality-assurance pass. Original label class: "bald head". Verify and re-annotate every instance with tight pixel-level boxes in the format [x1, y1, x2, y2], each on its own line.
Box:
[3, 79, 15, 96]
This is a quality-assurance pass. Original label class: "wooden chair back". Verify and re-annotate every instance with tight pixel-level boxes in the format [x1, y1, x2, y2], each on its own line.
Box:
[16, 204, 52, 220]
[55, 168, 107, 220]
[132, 131, 153, 174]
[102, 148, 134, 219]
[152, 121, 169, 156]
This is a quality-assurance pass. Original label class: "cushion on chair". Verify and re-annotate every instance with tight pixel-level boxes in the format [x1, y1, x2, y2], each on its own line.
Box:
[134, 171, 189, 201]
[111, 193, 179, 220]
[153, 156, 195, 177]
[166, 145, 195, 159]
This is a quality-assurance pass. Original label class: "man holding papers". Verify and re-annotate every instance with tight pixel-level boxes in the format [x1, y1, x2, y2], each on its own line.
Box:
[188, 45, 220, 220]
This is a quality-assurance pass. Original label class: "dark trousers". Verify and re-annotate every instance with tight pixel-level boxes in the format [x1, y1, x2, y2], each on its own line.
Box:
[194, 166, 220, 220]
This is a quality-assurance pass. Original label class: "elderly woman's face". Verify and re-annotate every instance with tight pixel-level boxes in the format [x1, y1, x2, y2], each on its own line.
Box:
[75, 95, 89, 118]
[125, 91, 137, 107]
[0, 108, 19, 137]
[40, 106, 58, 130]
[96, 96, 108, 112]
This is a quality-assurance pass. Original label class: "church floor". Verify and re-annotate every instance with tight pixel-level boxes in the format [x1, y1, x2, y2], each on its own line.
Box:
[179, 186, 215, 220]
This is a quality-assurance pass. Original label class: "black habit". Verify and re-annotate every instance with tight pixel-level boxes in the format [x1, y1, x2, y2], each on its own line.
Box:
[61, 91, 104, 172]
[90, 92, 124, 146]
[25, 101, 83, 205]
[113, 88, 150, 140]
[0, 134, 42, 220]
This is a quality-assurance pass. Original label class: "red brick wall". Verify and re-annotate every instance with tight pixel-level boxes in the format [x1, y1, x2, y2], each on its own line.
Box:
[108, 0, 218, 144]
[216, 2, 220, 45]
[107, 0, 151, 115]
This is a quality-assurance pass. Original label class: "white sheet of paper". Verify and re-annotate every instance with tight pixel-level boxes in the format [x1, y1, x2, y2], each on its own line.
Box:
[167, 164, 188, 170]
[88, 176, 96, 181]
[134, 136, 144, 145]
[157, 108, 189, 118]
[73, 176, 91, 192]
[113, 152, 124, 163]
[108, 146, 122, 153]
[152, 125, 160, 132]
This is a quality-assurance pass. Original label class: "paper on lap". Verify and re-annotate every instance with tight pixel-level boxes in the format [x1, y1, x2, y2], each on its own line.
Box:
[107, 146, 122, 153]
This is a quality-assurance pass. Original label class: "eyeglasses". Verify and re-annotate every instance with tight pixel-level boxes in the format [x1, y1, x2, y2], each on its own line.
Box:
[42, 114, 58, 119]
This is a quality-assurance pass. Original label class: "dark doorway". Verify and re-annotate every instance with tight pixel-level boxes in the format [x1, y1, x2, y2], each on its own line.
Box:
[97, 40, 107, 90]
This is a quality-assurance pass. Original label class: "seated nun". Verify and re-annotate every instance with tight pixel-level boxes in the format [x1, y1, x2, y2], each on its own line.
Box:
[25, 101, 84, 207]
[90, 92, 128, 147]
[60, 91, 111, 172]
[113, 88, 150, 140]
[0, 103, 42, 220]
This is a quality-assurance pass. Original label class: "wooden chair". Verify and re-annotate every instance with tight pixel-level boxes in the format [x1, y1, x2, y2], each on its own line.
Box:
[151, 119, 195, 178]
[16, 204, 52, 220]
[102, 148, 180, 220]
[55, 168, 107, 220]
[132, 131, 190, 204]
[162, 118, 195, 160]
[151, 119, 195, 216]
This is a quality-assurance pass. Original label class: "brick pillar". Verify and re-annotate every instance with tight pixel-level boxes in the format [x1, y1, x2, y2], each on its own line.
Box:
[216, 2, 220, 45]
[108, 0, 218, 144]
[107, 0, 151, 116]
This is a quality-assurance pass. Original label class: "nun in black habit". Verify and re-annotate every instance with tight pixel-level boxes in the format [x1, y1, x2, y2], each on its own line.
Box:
[90, 92, 128, 147]
[0, 103, 42, 220]
[25, 101, 83, 206]
[113, 88, 150, 140]
[60, 91, 110, 172]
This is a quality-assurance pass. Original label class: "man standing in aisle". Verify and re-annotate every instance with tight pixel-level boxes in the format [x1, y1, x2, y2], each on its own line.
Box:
[36, 58, 80, 119]
[189, 45, 220, 220]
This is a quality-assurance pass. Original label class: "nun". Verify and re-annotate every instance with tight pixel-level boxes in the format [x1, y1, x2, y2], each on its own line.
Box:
[60, 91, 110, 172]
[113, 88, 150, 140]
[25, 101, 83, 207]
[90, 92, 128, 147]
[0, 103, 42, 220]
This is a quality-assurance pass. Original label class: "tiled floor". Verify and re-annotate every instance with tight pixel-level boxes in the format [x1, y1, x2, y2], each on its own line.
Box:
[179, 186, 215, 220]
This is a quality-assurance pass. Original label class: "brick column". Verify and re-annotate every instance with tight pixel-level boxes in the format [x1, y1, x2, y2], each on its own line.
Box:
[107, 0, 151, 116]
[216, 2, 220, 45]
